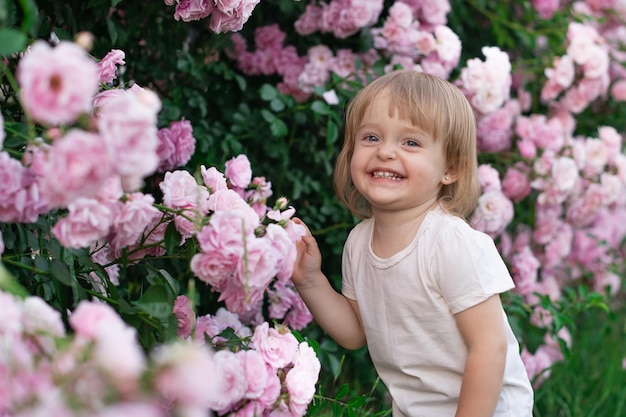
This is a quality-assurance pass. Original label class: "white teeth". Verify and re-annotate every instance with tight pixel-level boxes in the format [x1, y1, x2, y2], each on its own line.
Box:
[371, 171, 402, 180]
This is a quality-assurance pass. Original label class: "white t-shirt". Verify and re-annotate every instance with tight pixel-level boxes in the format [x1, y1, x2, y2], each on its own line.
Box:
[342, 208, 534, 417]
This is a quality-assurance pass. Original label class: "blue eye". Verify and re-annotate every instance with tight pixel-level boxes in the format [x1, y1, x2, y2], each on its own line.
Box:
[405, 140, 420, 147]
[365, 135, 379, 142]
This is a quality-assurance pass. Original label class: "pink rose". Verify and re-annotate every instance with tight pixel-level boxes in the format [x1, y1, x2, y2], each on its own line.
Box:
[225, 154, 253, 188]
[237, 236, 278, 292]
[598, 126, 622, 164]
[52, 198, 113, 249]
[160, 170, 210, 210]
[294, 4, 322, 35]
[153, 341, 219, 408]
[264, 223, 297, 281]
[109, 192, 160, 251]
[610, 79, 626, 101]
[96, 86, 161, 191]
[387, 1, 413, 27]
[476, 100, 519, 153]
[92, 88, 125, 109]
[209, 1, 260, 34]
[218, 282, 266, 315]
[69, 300, 126, 339]
[0, 291, 23, 334]
[434, 25, 462, 66]
[253, 23, 286, 51]
[285, 342, 321, 416]
[173, 295, 197, 338]
[194, 307, 251, 344]
[510, 246, 540, 297]
[517, 139, 537, 160]
[190, 251, 238, 291]
[543, 223, 574, 268]
[532, 0, 560, 19]
[91, 241, 120, 285]
[39, 129, 113, 208]
[201, 166, 228, 192]
[593, 271, 621, 296]
[470, 190, 514, 237]
[22, 296, 65, 337]
[174, 0, 213, 21]
[0, 178, 50, 224]
[209, 350, 247, 412]
[0, 151, 25, 204]
[251, 322, 298, 369]
[258, 365, 281, 408]
[330, 49, 357, 78]
[208, 191, 260, 229]
[565, 183, 603, 227]
[93, 324, 146, 393]
[583, 138, 609, 177]
[123, 215, 168, 260]
[97, 49, 125, 84]
[198, 210, 251, 253]
[549, 156, 579, 195]
[17, 40, 99, 125]
[156, 119, 196, 172]
[502, 164, 531, 202]
[159, 170, 210, 238]
[477, 164, 502, 193]
[284, 294, 313, 331]
[238, 349, 269, 399]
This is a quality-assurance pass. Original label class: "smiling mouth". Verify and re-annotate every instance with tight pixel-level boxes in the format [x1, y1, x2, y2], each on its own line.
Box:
[371, 171, 404, 180]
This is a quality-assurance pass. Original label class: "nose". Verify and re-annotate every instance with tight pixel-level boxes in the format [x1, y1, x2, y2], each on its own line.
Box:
[377, 141, 397, 160]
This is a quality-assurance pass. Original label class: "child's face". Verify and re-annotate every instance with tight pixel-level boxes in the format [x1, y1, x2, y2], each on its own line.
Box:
[350, 91, 453, 215]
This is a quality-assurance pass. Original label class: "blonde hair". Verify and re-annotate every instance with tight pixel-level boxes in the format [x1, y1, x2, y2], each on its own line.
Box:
[334, 70, 479, 219]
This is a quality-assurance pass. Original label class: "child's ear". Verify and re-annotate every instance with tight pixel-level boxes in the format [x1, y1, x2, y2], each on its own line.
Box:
[442, 166, 458, 185]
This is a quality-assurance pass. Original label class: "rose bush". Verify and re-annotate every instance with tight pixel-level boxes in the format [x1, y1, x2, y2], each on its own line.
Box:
[0, 0, 625, 415]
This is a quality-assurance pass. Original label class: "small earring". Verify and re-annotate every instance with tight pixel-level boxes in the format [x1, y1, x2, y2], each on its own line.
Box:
[444, 176, 449, 181]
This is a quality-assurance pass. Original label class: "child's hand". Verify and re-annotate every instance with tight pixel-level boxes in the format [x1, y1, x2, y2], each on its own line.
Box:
[291, 218, 323, 287]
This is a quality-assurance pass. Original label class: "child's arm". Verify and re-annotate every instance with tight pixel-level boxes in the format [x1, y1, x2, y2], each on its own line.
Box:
[291, 219, 366, 350]
[454, 294, 508, 417]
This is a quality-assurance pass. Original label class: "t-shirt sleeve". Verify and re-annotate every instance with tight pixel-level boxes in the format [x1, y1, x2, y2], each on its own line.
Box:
[341, 227, 357, 301]
[430, 223, 515, 314]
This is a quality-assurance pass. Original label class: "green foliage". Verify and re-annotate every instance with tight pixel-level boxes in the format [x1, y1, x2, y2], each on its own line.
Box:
[533, 305, 626, 417]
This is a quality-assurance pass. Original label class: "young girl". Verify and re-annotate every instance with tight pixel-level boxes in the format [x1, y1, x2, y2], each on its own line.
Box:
[291, 70, 534, 417]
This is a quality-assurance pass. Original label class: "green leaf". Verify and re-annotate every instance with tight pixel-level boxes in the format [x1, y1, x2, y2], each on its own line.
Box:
[347, 396, 367, 407]
[270, 97, 285, 112]
[311, 100, 329, 115]
[157, 268, 180, 297]
[327, 352, 342, 380]
[18, 0, 37, 34]
[133, 285, 172, 319]
[0, 28, 26, 56]
[334, 383, 349, 400]
[260, 109, 275, 123]
[164, 222, 181, 255]
[50, 259, 73, 287]
[0, 263, 29, 298]
[106, 18, 118, 44]
[270, 118, 288, 137]
[259, 84, 278, 101]
[326, 120, 339, 145]
[234, 74, 247, 91]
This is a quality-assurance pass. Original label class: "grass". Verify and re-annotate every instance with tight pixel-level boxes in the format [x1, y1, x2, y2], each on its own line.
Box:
[533, 304, 626, 417]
